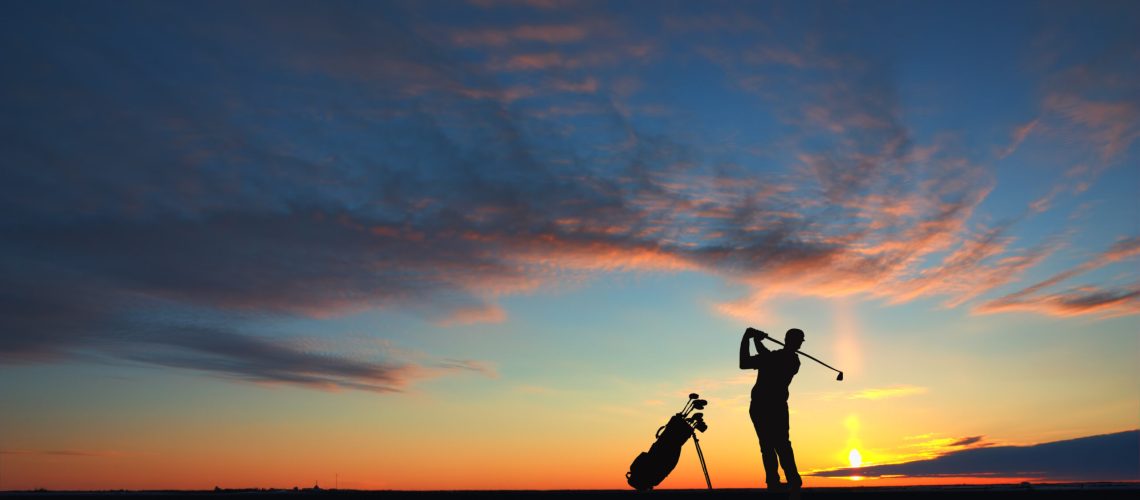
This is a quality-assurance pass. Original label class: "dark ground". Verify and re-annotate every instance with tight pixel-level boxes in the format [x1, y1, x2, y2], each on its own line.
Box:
[3, 484, 1140, 500]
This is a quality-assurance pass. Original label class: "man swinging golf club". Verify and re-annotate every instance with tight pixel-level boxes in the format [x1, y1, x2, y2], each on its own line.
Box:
[739, 327, 803, 490]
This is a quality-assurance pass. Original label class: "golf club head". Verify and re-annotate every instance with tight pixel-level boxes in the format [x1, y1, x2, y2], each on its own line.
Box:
[688, 393, 699, 400]
[693, 399, 707, 410]
[837, 372, 844, 381]
[691, 412, 703, 421]
[695, 422, 708, 433]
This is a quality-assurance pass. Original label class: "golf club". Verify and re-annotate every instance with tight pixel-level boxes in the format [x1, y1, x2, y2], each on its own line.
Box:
[754, 331, 844, 381]
[680, 393, 699, 415]
[681, 398, 706, 417]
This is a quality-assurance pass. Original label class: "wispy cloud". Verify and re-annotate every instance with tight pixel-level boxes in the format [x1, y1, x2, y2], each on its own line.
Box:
[817, 384, 929, 401]
[1044, 92, 1139, 160]
[976, 237, 1140, 317]
[999, 119, 1039, 159]
[117, 325, 464, 393]
[949, 436, 986, 447]
[848, 385, 929, 401]
[433, 304, 509, 327]
[452, 24, 591, 46]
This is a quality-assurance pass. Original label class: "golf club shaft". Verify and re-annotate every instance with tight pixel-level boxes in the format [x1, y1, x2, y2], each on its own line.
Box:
[759, 336, 842, 374]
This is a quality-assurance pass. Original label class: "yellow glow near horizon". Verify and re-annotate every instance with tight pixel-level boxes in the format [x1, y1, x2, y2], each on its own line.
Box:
[843, 414, 864, 466]
[846, 447, 866, 483]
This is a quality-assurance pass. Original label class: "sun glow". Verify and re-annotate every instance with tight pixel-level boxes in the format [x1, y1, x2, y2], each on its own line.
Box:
[832, 298, 863, 377]
[848, 448, 863, 468]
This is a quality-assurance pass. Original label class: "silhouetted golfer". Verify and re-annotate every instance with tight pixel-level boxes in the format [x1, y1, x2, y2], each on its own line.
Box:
[739, 327, 803, 489]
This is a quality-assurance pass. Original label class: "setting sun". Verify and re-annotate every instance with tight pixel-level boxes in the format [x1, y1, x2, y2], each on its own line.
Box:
[849, 449, 864, 468]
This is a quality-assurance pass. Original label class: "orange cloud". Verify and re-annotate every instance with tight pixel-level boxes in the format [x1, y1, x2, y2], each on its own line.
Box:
[976, 285, 1140, 318]
[452, 24, 589, 46]
[976, 237, 1140, 317]
[502, 52, 565, 70]
[495, 44, 655, 71]
[1029, 184, 1063, 213]
[456, 85, 536, 102]
[434, 303, 508, 327]
[1044, 92, 1139, 160]
[549, 76, 598, 93]
[999, 118, 1039, 159]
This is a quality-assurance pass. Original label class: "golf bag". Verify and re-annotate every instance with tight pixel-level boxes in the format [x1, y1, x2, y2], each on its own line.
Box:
[626, 394, 711, 491]
[626, 414, 692, 490]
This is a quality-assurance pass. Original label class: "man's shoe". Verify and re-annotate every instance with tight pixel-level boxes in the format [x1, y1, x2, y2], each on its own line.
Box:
[766, 482, 787, 491]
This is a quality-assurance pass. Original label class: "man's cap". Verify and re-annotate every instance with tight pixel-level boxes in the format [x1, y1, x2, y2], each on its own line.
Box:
[785, 328, 805, 341]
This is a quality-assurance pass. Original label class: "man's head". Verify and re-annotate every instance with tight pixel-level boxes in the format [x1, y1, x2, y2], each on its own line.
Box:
[785, 328, 805, 351]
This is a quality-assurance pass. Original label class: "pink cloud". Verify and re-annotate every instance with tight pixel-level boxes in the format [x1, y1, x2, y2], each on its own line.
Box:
[975, 237, 1140, 317]
[494, 44, 655, 71]
[1044, 92, 1139, 159]
[422, 359, 500, 379]
[455, 85, 536, 102]
[434, 303, 508, 327]
[502, 52, 566, 70]
[452, 24, 590, 46]
[526, 102, 605, 117]
[1029, 185, 1062, 213]
[977, 285, 1140, 318]
[549, 76, 598, 93]
[999, 118, 1039, 159]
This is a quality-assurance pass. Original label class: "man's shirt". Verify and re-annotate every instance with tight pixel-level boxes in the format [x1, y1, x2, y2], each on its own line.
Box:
[749, 347, 800, 402]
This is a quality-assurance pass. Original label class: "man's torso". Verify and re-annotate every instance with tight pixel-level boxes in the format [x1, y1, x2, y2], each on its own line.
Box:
[751, 349, 800, 402]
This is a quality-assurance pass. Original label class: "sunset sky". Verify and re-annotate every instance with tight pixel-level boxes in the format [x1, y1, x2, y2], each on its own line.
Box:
[1, 0, 1138, 491]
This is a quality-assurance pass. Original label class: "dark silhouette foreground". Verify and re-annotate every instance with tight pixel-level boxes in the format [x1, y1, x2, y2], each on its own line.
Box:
[4, 483, 1139, 499]
[740, 327, 804, 490]
[626, 394, 710, 490]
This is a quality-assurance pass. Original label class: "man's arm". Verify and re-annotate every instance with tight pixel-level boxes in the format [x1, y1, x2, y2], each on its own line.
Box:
[739, 328, 768, 369]
[753, 330, 771, 355]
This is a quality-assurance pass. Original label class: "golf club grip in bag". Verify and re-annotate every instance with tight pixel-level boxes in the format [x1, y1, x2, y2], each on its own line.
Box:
[626, 414, 692, 490]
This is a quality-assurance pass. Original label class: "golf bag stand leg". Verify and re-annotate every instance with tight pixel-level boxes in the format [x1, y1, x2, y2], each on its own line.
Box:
[692, 432, 712, 490]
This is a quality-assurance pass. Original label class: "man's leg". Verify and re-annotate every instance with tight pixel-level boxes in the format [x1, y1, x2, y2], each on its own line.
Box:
[777, 443, 801, 487]
[773, 402, 802, 488]
[749, 401, 781, 487]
